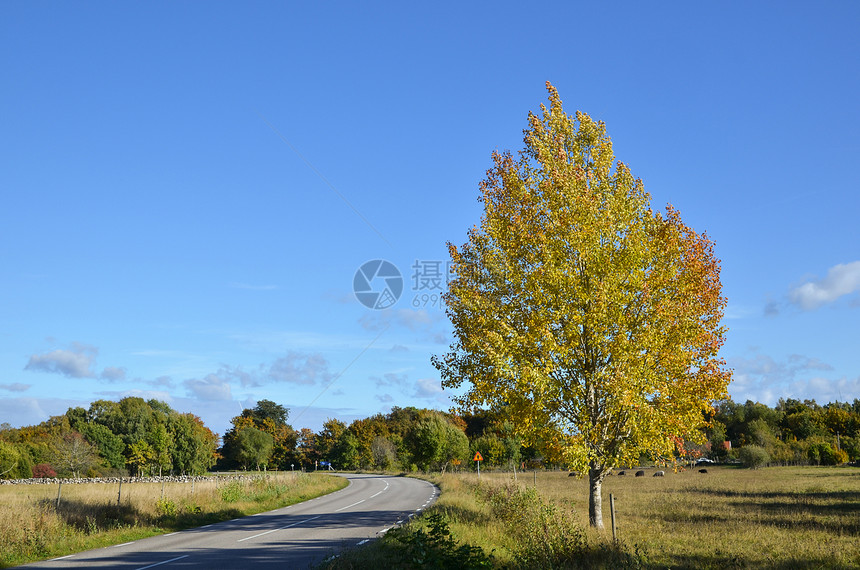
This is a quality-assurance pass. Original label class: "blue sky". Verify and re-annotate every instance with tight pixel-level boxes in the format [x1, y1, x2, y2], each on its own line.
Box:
[2, 2, 859, 437]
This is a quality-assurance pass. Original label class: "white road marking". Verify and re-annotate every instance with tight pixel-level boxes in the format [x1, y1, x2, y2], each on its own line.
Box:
[134, 555, 189, 570]
[335, 499, 366, 512]
[50, 555, 75, 561]
[163, 532, 179, 537]
[113, 542, 135, 548]
[237, 515, 322, 542]
[357, 539, 369, 545]
[369, 490, 384, 498]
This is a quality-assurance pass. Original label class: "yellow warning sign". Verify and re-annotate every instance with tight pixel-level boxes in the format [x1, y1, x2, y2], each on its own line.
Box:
[473, 451, 483, 461]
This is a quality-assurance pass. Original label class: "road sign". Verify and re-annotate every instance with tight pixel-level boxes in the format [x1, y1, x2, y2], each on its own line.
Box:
[473, 451, 483, 461]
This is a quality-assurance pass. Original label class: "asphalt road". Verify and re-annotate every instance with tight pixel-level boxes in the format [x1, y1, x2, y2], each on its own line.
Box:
[19, 473, 438, 569]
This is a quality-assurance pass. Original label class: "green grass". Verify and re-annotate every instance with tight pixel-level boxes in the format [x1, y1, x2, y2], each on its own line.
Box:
[0, 472, 348, 568]
[325, 466, 860, 569]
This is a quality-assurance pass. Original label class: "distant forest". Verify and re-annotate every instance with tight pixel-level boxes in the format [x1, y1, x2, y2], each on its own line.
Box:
[2, 396, 858, 479]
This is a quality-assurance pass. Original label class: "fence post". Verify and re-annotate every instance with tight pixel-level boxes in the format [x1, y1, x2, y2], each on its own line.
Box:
[117, 478, 122, 506]
[610, 493, 617, 541]
[56, 481, 62, 508]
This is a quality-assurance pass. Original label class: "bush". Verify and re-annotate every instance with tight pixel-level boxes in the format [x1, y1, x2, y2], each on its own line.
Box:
[0, 441, 34, 479]
[808, 442, 849, 466]
[739, 445, 770, 469]
[219, 481, 245, 503]
[386, 513, 493, 569]
[477, 482, 585, 567]
[32, 464, 57, 478]
[474, 481, 642, 568]
[155, 497, 178, 518]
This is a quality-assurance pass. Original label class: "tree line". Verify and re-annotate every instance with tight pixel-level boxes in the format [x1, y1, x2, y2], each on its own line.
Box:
[0, 397, 218, 478]
[705, 398, 860, 468]
[216, 400, 524, 473]
[2, 395, 858, 480]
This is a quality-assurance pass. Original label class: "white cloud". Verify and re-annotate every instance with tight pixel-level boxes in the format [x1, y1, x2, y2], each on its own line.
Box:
[372, 372, 408, 388]
[413, 378, 452, 406]
[147, 376, 175, 388]
[727, 351, 837, 405]
[414, 377, 443, 397]
[96, 389, 174, 403]
[0, 397, 88, 428]
[215, 365, 255, 388]
[100, 366, 127, 381]
[0, 383, 31, 392]
[25, 342, 128, 382]
[266, 353, 333, 385]
[184, 374, 233, 401]
[786, 376, 860, 404]
[789, 261, 860, 310]
[25, 346, 97, 378]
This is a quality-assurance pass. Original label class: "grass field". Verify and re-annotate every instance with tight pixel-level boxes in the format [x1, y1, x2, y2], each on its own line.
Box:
[527, 465, 859, 568]
[327, 465, 860, 569]
[0, 472, 347, 568]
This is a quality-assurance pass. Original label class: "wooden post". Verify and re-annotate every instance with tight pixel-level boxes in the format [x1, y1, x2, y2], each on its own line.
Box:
[610, 493, 617, 541]
[56, 481, 62, 508]
[117, 478, 122, 506]
[533, 470, 537, 487]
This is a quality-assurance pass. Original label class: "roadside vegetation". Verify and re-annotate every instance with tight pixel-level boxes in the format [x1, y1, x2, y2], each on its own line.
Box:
[0, 471, 346, 568]
[325, 466, 859, 569]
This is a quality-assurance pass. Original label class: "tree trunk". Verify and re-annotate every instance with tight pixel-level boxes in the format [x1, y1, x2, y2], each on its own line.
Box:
[588, 465, 605, 530]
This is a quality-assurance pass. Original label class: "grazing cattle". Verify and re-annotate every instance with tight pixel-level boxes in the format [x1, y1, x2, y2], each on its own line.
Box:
[635, 470, 645, 477]
[653, 470, 665, 477]
[617, 471, 626, 476]
[699, 469, 708, 474]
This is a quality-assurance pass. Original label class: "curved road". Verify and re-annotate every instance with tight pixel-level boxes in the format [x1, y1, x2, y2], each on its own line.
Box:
[20, 474, 438, 569]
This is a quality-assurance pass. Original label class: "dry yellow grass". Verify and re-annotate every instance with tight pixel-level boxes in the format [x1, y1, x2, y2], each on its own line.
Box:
[328, 466, 859, 569]
[0, 472, 347, 568]
[473, 465, 860, 568]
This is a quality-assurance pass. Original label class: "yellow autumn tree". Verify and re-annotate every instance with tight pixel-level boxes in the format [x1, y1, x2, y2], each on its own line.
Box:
[433, 82, 731, 529]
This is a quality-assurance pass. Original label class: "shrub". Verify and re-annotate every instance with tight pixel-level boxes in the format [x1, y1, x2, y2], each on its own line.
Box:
[739, 445, 769, 469]
[32, 464, 57, 478]
[478, 482, 585, 567]
[386, 513, 493, 569]
[808, 442, 849, 466]
[474, 481, 642, 568]
[219, 481, 245, 503]
[155, 497, 178, 518]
